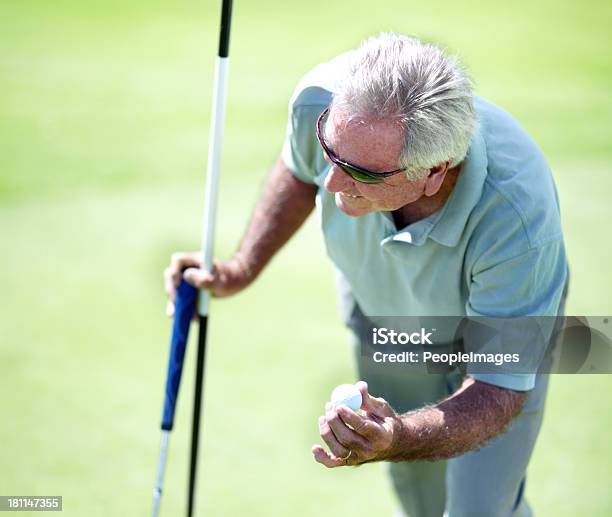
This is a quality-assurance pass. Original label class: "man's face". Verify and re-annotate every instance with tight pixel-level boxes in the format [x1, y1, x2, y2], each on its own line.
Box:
[322, 107, 428, 217]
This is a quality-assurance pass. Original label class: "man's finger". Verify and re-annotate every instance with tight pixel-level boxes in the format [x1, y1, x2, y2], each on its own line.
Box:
[311, 445, 343, 468]
[170, 252, 201, 270]
[336, 405, 380, 439]
[318, 415, 351, 459]
[166, 300, 175, 317]
[326, 406, 371, 451]
[163, 267, 180, 302]
[167, 252, 202, 291]
[356, 381, 394, 418]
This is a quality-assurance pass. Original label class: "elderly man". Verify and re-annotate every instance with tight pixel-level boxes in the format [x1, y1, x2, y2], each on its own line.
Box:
[165, 34, 568, 516]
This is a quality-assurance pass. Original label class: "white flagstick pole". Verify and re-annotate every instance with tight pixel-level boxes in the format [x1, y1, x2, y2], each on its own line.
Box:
[188, 1, 233, 516]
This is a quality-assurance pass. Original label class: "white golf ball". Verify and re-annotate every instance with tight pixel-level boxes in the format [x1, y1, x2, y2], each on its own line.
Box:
[330, 384, 362, 411]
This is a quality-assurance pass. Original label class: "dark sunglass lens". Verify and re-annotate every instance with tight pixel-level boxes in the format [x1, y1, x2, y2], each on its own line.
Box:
[343, 165, 383, 184]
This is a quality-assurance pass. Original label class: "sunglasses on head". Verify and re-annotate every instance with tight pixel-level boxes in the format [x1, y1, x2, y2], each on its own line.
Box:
[315, 107, 406, 184]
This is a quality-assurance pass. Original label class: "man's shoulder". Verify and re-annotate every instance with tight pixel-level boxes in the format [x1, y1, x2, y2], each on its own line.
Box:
[475, 96, 549, 182]
[469, 98, 563, 251]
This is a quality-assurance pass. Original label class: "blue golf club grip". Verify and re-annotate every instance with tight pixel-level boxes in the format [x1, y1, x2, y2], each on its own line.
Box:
[161, 279, 198, 431]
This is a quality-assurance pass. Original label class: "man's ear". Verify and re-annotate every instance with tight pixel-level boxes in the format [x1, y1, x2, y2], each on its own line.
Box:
[424, 160, 451, 197]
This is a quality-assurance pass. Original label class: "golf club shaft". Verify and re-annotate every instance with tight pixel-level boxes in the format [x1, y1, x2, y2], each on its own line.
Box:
[152, 431, 170, 517]
[188, 1, 233, 516]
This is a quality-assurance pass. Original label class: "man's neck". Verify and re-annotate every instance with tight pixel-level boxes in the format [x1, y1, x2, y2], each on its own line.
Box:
[392, 163, 462, 229]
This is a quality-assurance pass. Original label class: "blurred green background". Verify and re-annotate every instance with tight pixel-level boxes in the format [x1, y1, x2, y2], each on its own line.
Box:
[1, 0, 611, 515]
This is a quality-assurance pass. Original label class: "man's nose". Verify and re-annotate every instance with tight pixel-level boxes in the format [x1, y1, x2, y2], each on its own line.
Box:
[324, 164, 355, 193]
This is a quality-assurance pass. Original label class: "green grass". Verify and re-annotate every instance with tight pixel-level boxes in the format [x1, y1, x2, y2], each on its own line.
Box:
[1, 1, 611, 515]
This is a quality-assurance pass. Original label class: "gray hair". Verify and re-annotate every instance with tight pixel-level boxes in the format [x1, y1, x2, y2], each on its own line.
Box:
[332, 33, 477, 180]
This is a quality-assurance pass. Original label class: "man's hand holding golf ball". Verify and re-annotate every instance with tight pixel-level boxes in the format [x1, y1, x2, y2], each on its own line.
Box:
[313, 377, 527, 468]
[313, 381, 405, 468]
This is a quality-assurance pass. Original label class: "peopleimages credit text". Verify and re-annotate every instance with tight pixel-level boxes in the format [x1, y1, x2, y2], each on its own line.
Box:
[371, 327, 520, 366]
[372, 351, 520, 366]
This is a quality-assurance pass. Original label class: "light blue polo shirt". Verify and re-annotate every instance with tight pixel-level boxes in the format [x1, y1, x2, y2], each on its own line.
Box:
[281, 59, 568, 391]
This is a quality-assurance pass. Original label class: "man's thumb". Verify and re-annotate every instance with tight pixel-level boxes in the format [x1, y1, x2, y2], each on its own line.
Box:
[356, 381, 391, 417]
[183, 268, 215, 289]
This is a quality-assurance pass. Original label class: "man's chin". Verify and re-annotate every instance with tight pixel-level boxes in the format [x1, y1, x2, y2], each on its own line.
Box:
[335, 195, 371, 217]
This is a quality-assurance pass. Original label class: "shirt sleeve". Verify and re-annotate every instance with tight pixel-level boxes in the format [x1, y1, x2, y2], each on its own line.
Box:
[465, 239, 568, 391]
[281, 85, 331, 184]
[281, 102, 327, 185]
[281, 106, 315, 184]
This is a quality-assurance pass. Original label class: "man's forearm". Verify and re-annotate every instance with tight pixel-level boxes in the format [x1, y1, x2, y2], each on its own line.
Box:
[387, 377, 527, 462]
[235, 157, 317, 281]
